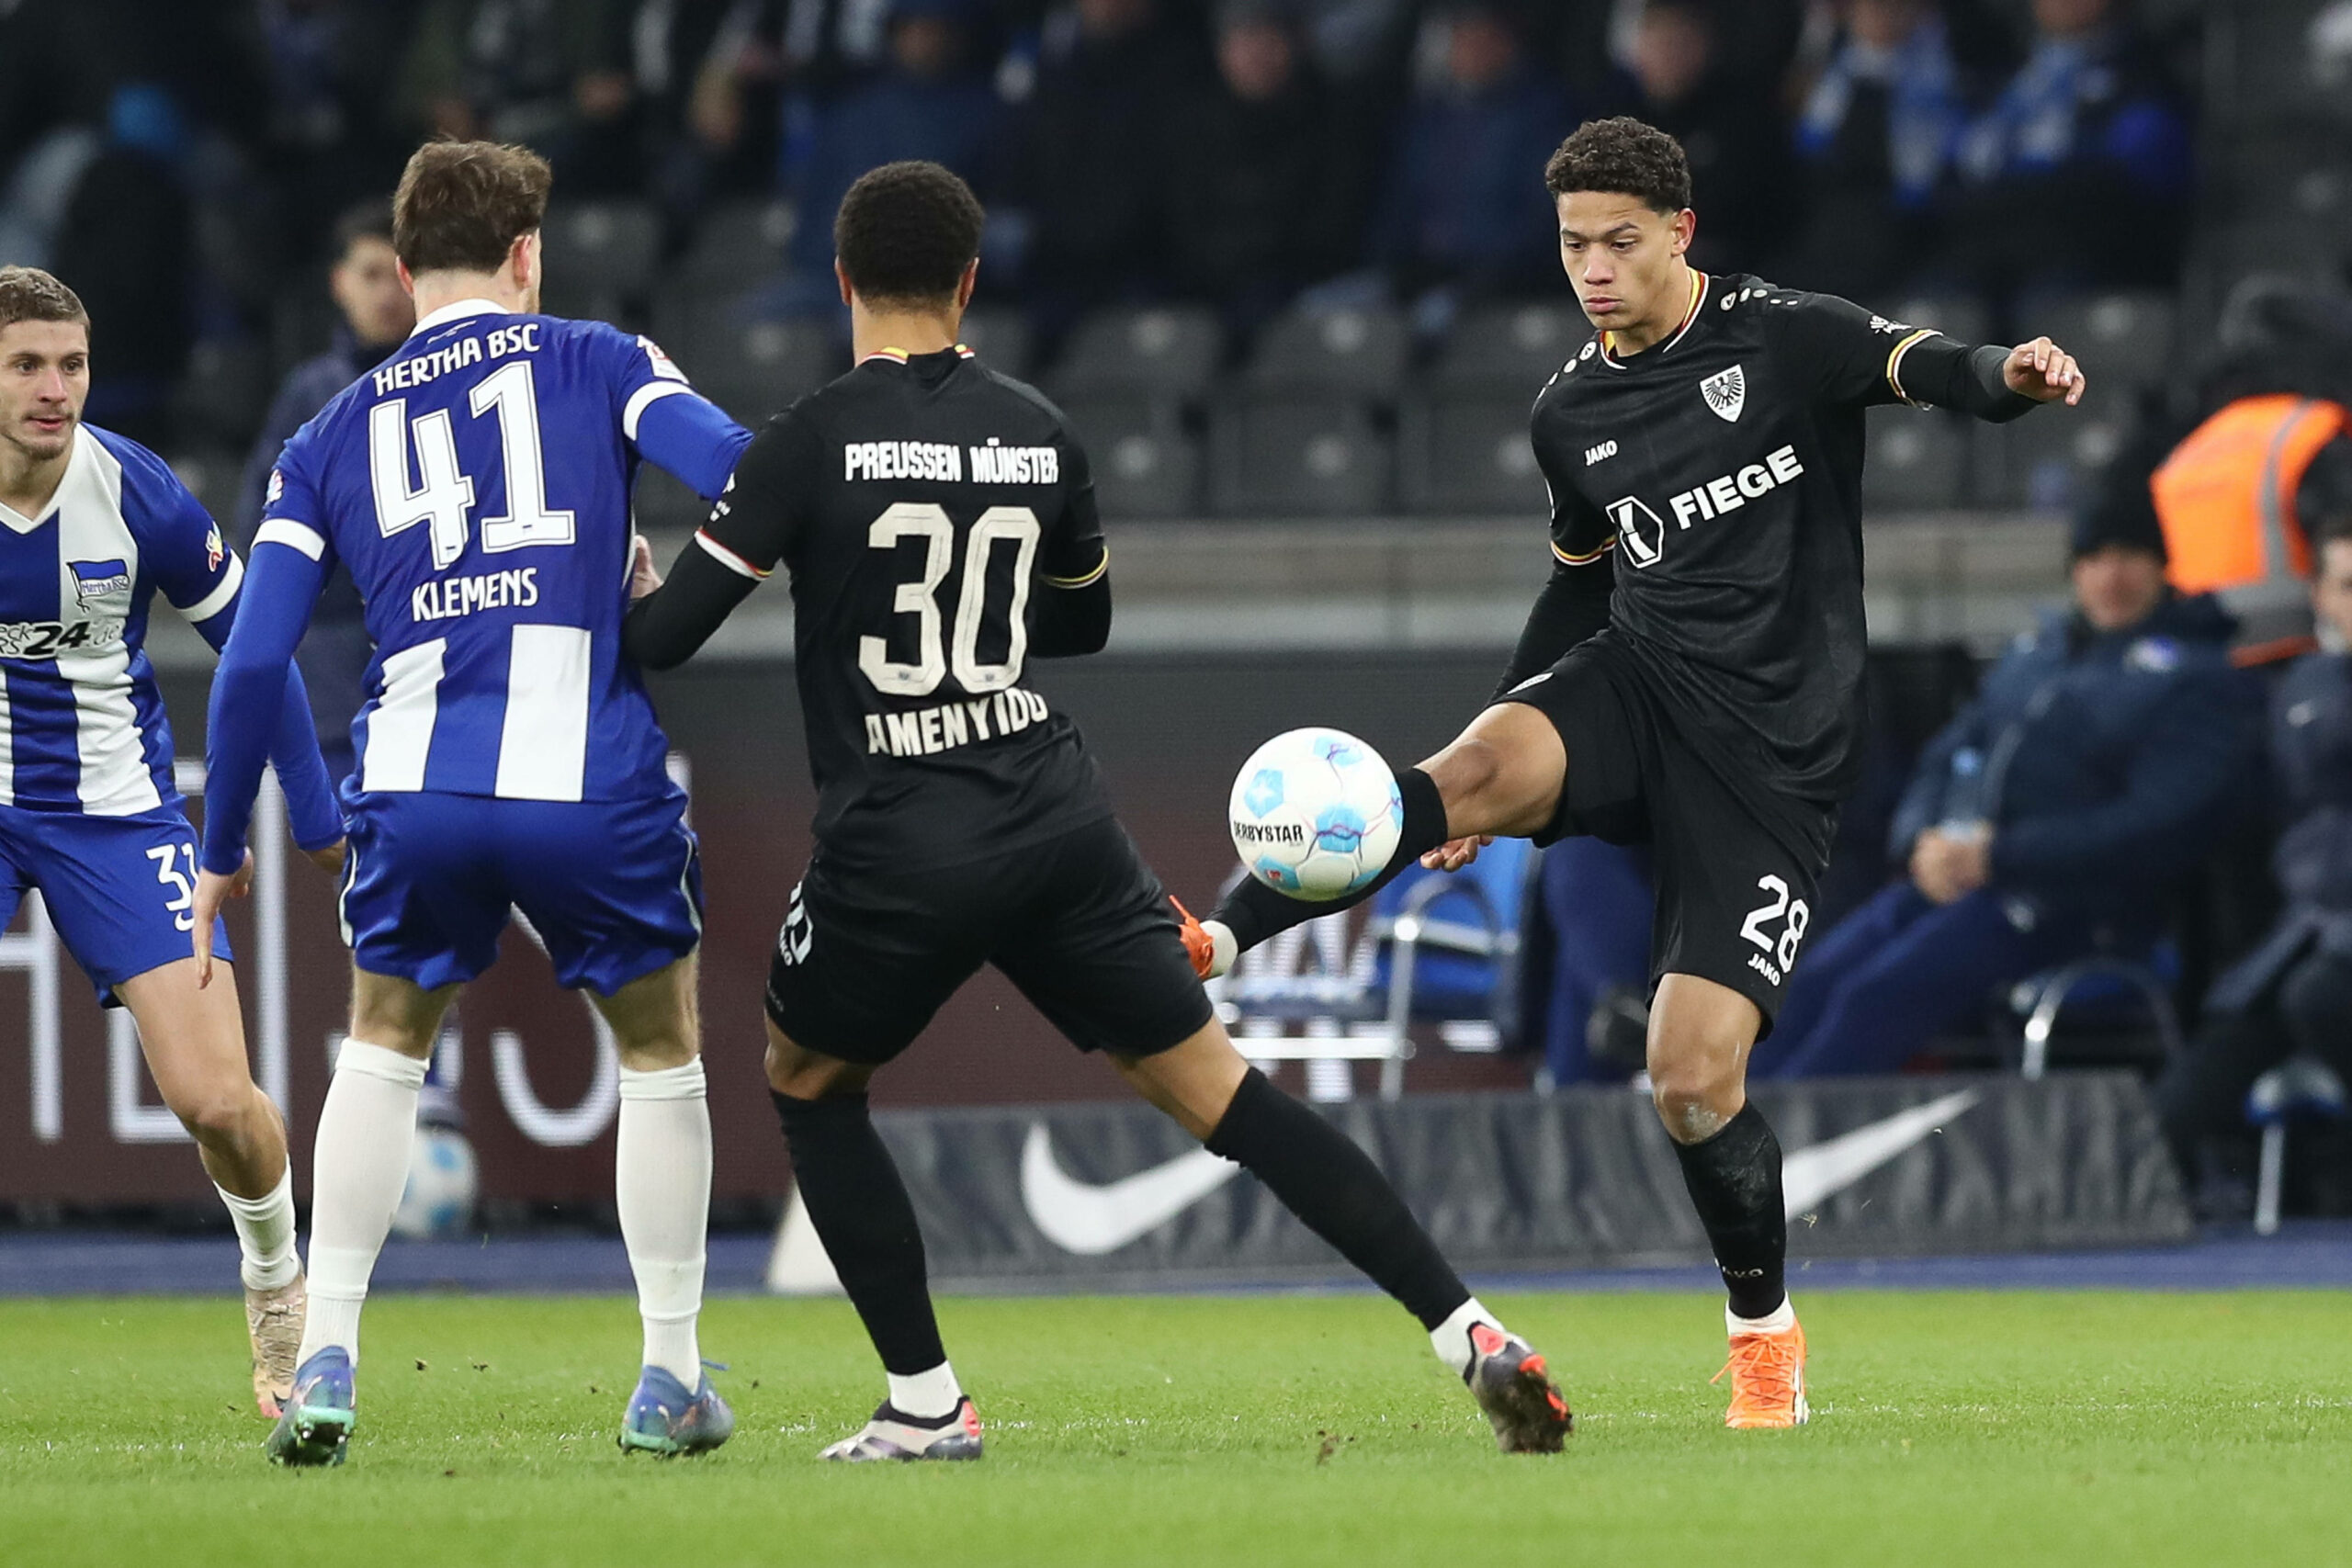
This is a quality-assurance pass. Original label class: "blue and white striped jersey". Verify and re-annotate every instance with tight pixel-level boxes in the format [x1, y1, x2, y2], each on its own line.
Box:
[0, 424, 243, 816]
[256, 299, 746, 804]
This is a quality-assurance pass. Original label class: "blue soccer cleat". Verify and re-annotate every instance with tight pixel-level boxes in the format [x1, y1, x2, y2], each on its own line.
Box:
[266, 1347, 356, 1468]
[618, 1365, 735, 1457]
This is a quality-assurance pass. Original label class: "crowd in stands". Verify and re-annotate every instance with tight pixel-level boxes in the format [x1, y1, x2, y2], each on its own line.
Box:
[0, 0, 2210, 449]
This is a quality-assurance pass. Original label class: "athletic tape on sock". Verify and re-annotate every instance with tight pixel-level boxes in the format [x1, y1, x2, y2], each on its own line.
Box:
[618, 1059, 707, 1100]
[333, 1039, 429, 1090]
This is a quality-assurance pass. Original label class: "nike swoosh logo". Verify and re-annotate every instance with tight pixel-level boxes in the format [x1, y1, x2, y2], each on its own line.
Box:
[1781, 1088, 1983, 1219]
[1019, 1124, 1244, 1256]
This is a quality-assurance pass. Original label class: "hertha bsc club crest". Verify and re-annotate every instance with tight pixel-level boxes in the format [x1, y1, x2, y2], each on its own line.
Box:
[1700, 365, 1746, 423]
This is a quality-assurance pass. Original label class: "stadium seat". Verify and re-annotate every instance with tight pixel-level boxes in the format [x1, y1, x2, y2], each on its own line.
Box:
[2209, 142, 2352, 283]
[1243, 305, 1409, 400]
[2008, 952, 2183, 1080]
[1397, 393, 1547, 514]
[956, 308, 1033, 378]
[1060, 398, 1199, 518]
[2220, 0, 2352, 126]
[675, 198, 796, 294]
[170, 338, 271, 450]
[1220, 840, 1536, 1100]
[165, 449, 244, 528]
[1861, 409, 1969, 513]
[1881, 292, 1991, 349]
[1432, 303, 1587, 392]
[630, 465, 711, 535]
[1978, 404, 2130, 511]
[2246, 1055, 2347, 1235]
[539, 200, 662, 322]
[1051, 306, 1223, 400]
[2025, 292, 2176, 397]
[674, 317, 839, 424]
[1208, 398, 1391, 517]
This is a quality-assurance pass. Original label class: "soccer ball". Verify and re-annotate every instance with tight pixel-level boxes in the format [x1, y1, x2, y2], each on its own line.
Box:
[391, 1126, 479, 1240]
[1227, 727, 1403, 900]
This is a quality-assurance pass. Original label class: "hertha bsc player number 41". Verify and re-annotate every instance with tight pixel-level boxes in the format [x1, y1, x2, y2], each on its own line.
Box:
[1187, 117, 2086, 1430]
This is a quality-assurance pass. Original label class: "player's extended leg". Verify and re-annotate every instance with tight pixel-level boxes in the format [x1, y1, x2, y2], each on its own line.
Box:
[1114, 1018, 1572, 1453]
[1200, 703, 1567, 969]
[590, 954, 732, 1459]
[114, 957, 304, 1417]
[267, 965, 451, 1467]
[1645, 973, 1806, 1428]
[766, 1027, 982, 1462]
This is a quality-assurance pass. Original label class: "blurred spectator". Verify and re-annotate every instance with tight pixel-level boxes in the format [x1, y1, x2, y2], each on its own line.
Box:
[773, 0, 1004, 309]
[254, 1, 418, 256]
[235, 202, 413, 784]
[2155, 519, 2352, 1213]
[51, 85, 198, 449]
[635, 0, 791, 228]
[1946, 0, 2192, 295]
[1159, 0, 1375, 333]
[1291, 0, 1419, 85]
[1521, 839, 1654, 1087]
[2081, 278, 2352, 668]
[1374, 4, 1575, 331]
[1778, 0, 1967, 299]
[399, 0, 640, 195]
[1755, 509, 2258, 1078]
[1621, 0, 1794, 271]
[1013, 0, 1204, 333]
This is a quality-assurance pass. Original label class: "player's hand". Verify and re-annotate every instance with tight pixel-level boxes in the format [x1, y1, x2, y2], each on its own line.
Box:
[189, 852, 254, 989]
[628, 534, 663, 602]
[2003, 337, 2085, 407]
[1420, 834, 1492, 873]
[305, 838, 348, 879]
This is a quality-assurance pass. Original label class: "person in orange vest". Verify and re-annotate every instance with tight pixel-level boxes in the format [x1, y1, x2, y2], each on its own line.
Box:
[2086, 276, 2352, 665]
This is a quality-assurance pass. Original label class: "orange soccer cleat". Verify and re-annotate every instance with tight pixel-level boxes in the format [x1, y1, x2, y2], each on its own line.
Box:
[1170, 897, 1218, 979]
[1713, 1314, 1808, 1428]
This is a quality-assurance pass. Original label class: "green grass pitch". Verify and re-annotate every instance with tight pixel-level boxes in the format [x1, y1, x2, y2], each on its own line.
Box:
[3, 1291, 2347, 1567]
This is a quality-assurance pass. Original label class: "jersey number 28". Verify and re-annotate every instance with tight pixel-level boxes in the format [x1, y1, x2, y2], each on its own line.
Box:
[368, 361, 576, 568]
[859, 502, 1041, 697]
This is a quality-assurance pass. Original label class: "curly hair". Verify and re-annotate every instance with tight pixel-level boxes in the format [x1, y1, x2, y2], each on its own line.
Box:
[1544, 118, 1691, 214]
[834, 161, 985, 307]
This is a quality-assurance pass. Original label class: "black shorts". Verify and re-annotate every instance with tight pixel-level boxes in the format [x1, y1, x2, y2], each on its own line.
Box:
[763, 817, 1214, 1066]
[1498, 643, 1836, 1030]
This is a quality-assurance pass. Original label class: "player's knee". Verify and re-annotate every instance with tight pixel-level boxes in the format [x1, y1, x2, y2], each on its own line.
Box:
[764, 1037, 859, 1099]
[1645, 1040, 1746, 1143]
[168, 1079, 262, 1147]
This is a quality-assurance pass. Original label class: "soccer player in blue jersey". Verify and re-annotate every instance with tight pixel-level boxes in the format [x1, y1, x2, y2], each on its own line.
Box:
[192, 141, 754, 1467]
[0, 266, 345, 1416]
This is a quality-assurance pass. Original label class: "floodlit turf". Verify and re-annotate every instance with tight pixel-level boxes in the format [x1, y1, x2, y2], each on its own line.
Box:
[2, 1292, 2347, 1567]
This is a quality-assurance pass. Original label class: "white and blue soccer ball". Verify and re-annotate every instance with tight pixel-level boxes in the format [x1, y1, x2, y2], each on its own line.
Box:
[1227, 727, 1404, 901]
[391, 1126, 479, 1240]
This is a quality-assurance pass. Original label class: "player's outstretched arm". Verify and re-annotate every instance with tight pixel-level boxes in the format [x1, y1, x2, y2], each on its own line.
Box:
[186, 569, 342, 867]
[1996, 336, 2086, 407]
[625, 414, 809, 669]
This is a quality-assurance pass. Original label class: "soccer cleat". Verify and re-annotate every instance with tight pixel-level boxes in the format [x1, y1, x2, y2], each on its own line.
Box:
[820, 1397, 984, 1462]
[245, 1271, 307, 1418]
[1715, 1315, 1808, 1428]
[266, 1347, 356, 1467]
[1171, 898, 1233, 980]
[1460, 1321, 1573, 1454]
[618, 1366, 736, 1457]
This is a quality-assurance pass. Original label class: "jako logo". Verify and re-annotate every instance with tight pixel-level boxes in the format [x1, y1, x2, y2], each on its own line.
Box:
[1584, 439, 1618, 466]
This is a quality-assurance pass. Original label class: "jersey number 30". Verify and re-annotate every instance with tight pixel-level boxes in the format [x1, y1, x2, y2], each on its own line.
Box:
[368, 361, 576, 569]
[859, 502, 1041, 697]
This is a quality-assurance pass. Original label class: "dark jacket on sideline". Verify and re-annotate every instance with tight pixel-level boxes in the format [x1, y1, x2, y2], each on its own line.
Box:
[237, 328, 392, 782]
[1889, 591, 2259, 928]
[2210, 651, 2352, 1010]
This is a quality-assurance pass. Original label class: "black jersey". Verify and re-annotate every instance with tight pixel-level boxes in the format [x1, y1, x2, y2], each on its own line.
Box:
[626, 344, 1116, 871]
[1527, 271, 2035, 809]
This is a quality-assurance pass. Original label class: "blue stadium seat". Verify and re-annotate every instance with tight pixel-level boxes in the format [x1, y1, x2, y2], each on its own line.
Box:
[1978, 404, 2131, 511]
[1432, 303, 1586, 393]
[2007, 947, 2184, 1079]
[2247, 1056, 2347, 1235]
[2024, 292, 2177, 397]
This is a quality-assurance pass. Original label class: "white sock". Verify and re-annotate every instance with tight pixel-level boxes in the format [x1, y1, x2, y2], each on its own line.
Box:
[216, 1166, 299, 1292]
[1728, 1297, 1796, 1337]
[888, 1361, 965, 1421]
[616, 1059, 710, 1386]
[298, 1041, 426, 1368]
[1430, 1295, 1498, 1378]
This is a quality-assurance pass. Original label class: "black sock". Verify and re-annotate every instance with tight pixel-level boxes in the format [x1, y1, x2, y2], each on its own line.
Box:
[1210, 765, 1453, 954]
[1669, 1103, 1787, 1321]
[771, 1090, 945, 1376]
[1204, 1067, 1469, 1330]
